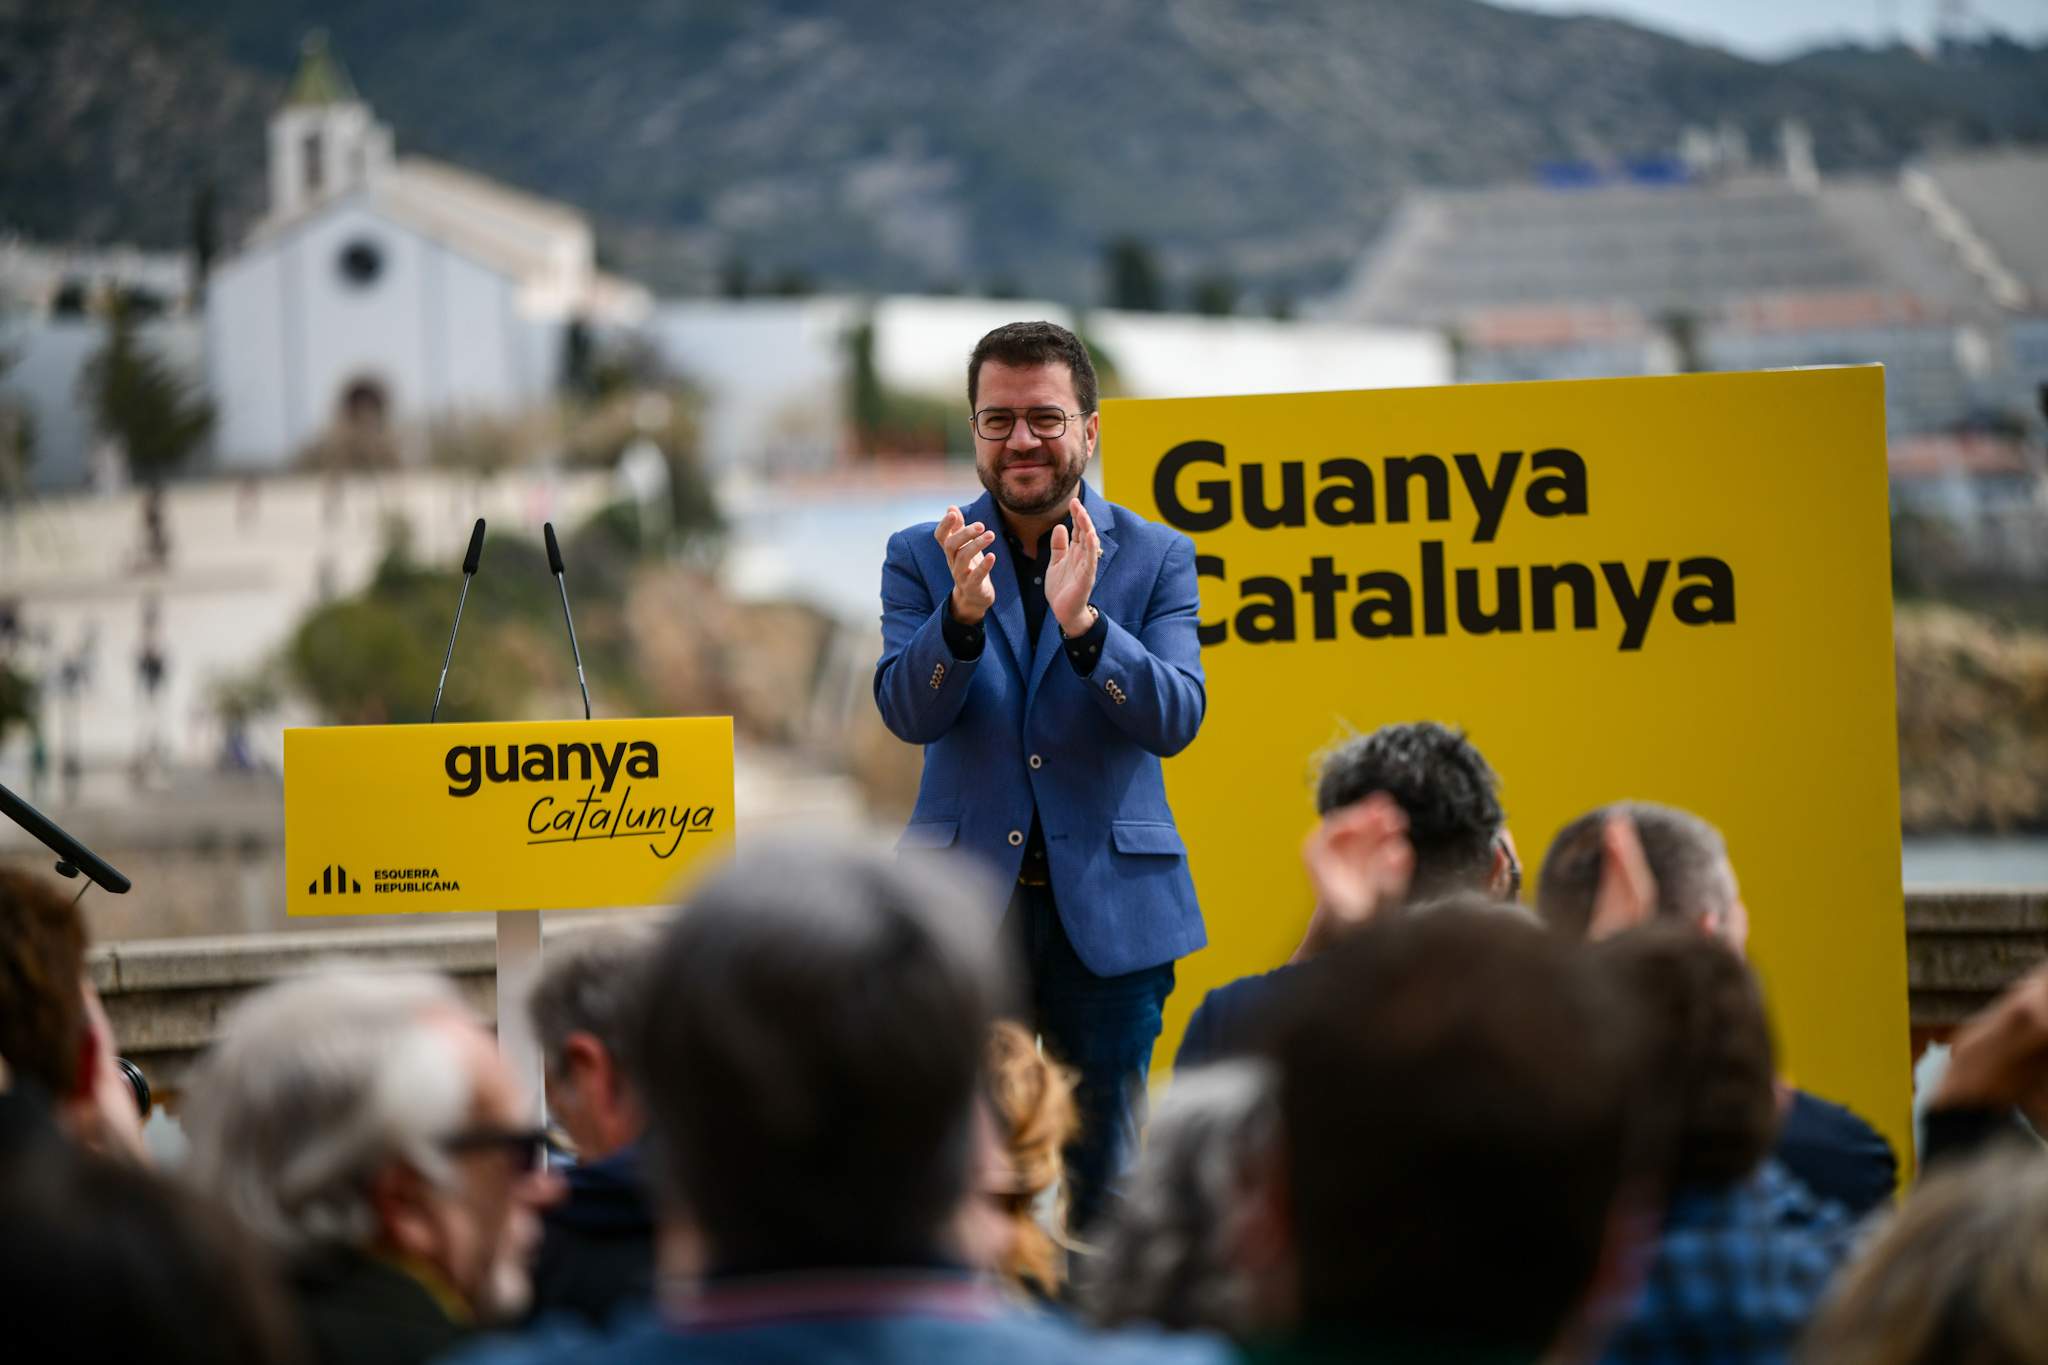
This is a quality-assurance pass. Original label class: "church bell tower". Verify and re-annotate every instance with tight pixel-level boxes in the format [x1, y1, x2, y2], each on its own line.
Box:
[266, 32, 393, 225]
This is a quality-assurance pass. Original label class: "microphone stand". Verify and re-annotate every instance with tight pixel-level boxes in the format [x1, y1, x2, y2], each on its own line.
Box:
[544, 522, 592, 721]
[430, 519, 487, 724]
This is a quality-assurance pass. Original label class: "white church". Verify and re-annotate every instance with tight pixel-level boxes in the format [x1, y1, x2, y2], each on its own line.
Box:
[206, 36, 649, 468]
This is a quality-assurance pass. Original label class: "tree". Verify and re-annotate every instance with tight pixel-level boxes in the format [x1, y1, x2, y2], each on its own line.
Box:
[0, 349, 34, 500]
[560, 317, 597, 399]
[1189, 271, 1240, 317]
[1658, 309, 1705, 374]
[190, 180, 219, 308]
[719, 255, 753, 299]
[1104, 237, 1165, 312]
[78, 294, 214, 485]
[845, 314, 885, 443]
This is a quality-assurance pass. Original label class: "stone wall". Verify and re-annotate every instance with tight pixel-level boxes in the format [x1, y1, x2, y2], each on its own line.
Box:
[88, 889, 2048, 1108]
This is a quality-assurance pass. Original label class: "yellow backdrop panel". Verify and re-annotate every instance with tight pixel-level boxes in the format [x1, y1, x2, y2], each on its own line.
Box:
[285, 716, 734, 916]
[1104, 367, 1910, 1162]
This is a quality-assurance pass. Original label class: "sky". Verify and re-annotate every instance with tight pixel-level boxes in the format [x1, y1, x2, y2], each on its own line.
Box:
[1493, 0, 2048, 58]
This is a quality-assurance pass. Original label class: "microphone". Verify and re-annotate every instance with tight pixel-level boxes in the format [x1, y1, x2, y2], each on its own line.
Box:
[0, 780, 131, 896]
[430, 518, 486, 723]
[544, 522, 592, 720]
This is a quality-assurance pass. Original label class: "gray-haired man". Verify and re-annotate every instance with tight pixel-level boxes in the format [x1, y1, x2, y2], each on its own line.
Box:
[184, 968, 561, 1365]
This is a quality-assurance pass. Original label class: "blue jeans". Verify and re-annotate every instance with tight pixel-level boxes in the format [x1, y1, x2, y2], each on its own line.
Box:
[1005, 880, 1175, 1236]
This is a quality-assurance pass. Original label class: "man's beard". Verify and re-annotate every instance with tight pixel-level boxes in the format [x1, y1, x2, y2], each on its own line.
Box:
[979, 448, 1086, 518]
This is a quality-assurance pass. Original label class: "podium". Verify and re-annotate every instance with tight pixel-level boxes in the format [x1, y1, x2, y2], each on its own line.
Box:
[284, 717, 736, 1117]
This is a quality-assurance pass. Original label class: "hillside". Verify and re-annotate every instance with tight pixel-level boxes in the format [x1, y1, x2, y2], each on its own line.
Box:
[6, 0, 2047, 302]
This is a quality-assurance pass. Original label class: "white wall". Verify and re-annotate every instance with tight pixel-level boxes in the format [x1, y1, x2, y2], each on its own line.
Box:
[650, 295, 1450, 473]
[649, 298, 859, 471]
[865, 296, 1449, 400]
[208, 196, 540, 468]
[1, 317, 205, 491]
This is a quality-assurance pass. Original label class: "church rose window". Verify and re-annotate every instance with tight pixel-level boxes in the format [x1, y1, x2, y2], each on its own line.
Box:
[338, 239, 384, 288]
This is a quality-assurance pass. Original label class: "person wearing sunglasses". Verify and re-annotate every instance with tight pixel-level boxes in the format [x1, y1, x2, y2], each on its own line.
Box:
[184, 968, 563, 1365]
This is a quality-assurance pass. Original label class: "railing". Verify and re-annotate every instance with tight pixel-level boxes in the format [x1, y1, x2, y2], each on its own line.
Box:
[90, 914, 653, 1099]
[90, 890, 2048, 1101]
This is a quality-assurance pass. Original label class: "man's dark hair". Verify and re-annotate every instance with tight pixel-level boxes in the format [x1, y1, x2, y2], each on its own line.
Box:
[1592, 925, 1777, 1189]
[528, 922, 657, 1081]
[1314, 722, 1504, 901]
[0, 868, 89, 1100]
[1270, 902, 1636, 1354]
[633, 844, 1003, 1269]
[967, 321, 1099, 416]
[1535, 801, 1736, 940]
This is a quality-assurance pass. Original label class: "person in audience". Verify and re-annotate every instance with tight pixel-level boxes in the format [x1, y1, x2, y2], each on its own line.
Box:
[1537, 801, 1898, 1215]
[1914, 957, 2048, 1169]
[1245, 900, 1642, 1363]
[453, 844, 1230, 1364]
[1175, 721, 1515, 1071]
[0, 867, 147, 1160]
[981, 1018, 1079, 1303]
[1085, 1059, 1284, 1342]
[0, 1120, 308, 1364]
[526, 923, 660, 1325]
[183, 968, 562, 1365]
[1801, 1147, 2048, 1365]
[1590, 925, 1854, 1364]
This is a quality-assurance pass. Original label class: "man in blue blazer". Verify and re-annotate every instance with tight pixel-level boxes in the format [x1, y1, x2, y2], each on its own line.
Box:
[874, 320, 1206, 1230]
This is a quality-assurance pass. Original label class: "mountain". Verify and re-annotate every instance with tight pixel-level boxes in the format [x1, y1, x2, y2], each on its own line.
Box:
[7, 0, 2047, 304]
[0, 0, 278, 249]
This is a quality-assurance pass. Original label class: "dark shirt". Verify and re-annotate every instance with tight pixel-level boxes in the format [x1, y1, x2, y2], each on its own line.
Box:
[1178, 968, 1899, 1221]
[1174, 963, 1301, 1072]
[1921, 1103, 2039, 1173]
[448, 1268, 1229, 1365]
[940, 515, 1110, 884]
[1597, 1159, 1854, 1365]
[529, 1144, 656, 1327]
[1242, 1334, 1537, 1365]
[1776, 1088, 1897, 1217]
[291, 1248, 469, 1365]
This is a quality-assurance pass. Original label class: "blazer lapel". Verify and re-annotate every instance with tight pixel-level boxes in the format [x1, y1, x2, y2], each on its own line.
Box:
[1022, 481, 1121, 712]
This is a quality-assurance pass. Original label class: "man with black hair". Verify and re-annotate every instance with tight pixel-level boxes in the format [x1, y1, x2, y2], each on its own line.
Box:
[874, 320, 1206, 1231]
[1175, 721, 1516, 1071]
[1244, 903, 1639, 1362]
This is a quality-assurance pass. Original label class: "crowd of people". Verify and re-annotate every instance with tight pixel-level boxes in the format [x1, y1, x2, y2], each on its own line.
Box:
[5, 719, 2048, 1362]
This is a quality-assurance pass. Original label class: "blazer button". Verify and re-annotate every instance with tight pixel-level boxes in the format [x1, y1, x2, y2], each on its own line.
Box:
[1029, 754, 1043, 769]
[1008, 829, 1024, 846]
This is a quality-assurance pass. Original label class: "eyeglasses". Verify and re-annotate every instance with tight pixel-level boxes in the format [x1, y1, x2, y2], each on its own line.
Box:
[116, 1056, 150, 1119]
[972, 406, 1089, 441]
[439, 1125, 552, 1173]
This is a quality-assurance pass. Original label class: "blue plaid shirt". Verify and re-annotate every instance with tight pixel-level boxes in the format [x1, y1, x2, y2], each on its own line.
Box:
[1599, 1159, 1855, 1365]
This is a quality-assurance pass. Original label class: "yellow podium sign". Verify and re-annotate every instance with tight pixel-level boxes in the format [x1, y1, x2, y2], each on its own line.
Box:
[285, 717, 735, 916]
[1105, 367, 1912, 1162]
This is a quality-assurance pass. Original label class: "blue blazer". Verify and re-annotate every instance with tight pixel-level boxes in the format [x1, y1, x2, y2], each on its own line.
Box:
[874, 482, 1207, 977]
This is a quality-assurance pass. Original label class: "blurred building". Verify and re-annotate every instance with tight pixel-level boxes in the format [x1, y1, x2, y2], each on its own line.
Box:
[652, 294, 1450, 473]
[1325, 131, 2048, 451]
[205, 35, 649, 470]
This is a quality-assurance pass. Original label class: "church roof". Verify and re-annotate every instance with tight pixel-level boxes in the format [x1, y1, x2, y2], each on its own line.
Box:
[287, 31, 359, 107]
